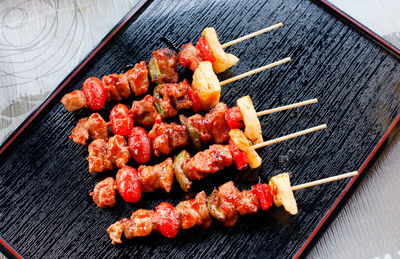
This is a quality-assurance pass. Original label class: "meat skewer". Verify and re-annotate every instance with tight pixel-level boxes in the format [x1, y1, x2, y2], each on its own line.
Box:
[61, 22, 284, 113]
[179, 23, 284, 73]
[90, 124, 326, 206]
[61, 52, 290, 114]
[80, 96, 319, 172]
[106, 171, 358, 244]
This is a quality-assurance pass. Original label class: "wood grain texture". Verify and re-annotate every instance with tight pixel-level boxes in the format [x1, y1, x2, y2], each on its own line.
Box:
[1, 0, 400, 258]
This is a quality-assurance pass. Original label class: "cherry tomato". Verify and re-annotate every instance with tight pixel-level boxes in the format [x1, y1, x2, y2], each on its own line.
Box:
[251, 184, 273, 210]
[82, 77, 106, 111]
[154, 202, 180, 238]
[184, 80, 201, 113]
[228, 138, 248, 171]
[110, 104, 134, 136]
[196, 36, 216, 63]
[225, 107, 244, 129]
[115, 166, 142, 203]
[129, 127, 152, 164]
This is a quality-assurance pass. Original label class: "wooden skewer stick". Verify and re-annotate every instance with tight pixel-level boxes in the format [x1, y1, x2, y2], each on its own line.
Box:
[291, 171, 358, 191]
[256, 98, 318, 117]
[221, 23, 284, 48]
[251, 124, 327, 150]
[220, 57, 291, 86]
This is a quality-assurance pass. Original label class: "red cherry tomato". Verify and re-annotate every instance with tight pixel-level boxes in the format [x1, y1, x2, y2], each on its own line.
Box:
[128, 127, 152, 164]
[228, 138, 248, 171]
[154, 202, 180, 238]
[184, 80, 201, 113]
[115, 166, 142, 203]
[110, 104, 134, 136]
[82, 77, 106, 111]
[225, 106, 244, 129]
[251, 184, 273, 210]
[196, 36, 216, 63]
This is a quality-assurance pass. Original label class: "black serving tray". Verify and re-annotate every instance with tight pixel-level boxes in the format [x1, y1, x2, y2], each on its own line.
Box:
[1, 0, 400, 258]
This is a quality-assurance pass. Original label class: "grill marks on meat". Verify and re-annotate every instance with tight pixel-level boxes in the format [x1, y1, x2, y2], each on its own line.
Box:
[176, 192, 212, 230]
[107, 135, 130, 168]
[70, 113, 108, 145]
[138, 158, 174, 193]
[185, 145, 232, 180]
[61, 61, 149, 112]
[179, 43, 202, 71]
[125, 61, 149, 96]
[153, 81, 193, 119]
[121, 209, 155, 239]
[60, 90, 87, 112]
[90, 177, 116, 208]
[107, 191, 210, 244]
[148, 116, 189, 156]
[107, 181, 263, 243]
[103, 61, 150, 100]
[209, 181, 259, 227]
[151, 48, 179, 84]
[185, 102, 230, 145]
[102, 73, 131, 102]
[131, 95, 158, 129]
[87, 139, 114, 173]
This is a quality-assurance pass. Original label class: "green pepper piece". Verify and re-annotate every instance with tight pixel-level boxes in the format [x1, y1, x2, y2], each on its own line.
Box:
[179, 115, 201, 149]
[207, 190, 225, 221]
[153, 85, 165, 117]
[149, 57, 162, 84]
[173, 150, 192, 192]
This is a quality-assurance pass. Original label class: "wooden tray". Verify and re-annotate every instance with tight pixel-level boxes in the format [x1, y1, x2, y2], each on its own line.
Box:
[1, 0, 400, 258]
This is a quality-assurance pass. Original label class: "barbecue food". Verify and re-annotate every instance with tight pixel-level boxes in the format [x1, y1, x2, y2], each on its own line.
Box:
[87, 139, 114, 173]
[149, 48, 179, 84]
[60, 90, 87, 112]
[69, 113, 108, 145]
[89, 177, 116, 208]
[107, 174, 297, 244]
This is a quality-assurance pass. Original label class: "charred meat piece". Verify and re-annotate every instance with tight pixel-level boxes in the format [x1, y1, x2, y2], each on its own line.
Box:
[185, 144, 232, 180]
[153, 81, 193, 119]
[69, 118, 89, 145]
[131, 95, 158, 129]
[137, 158, 174, 193]
[86, 113, 109, 140]
[90, 177, 116, 208]
[237, 190, 259, 216]
[179, 43, 202, 71]
[60, 90, 87, 112]
[215, 181, 242, 227]
[125, 61, 149, 96]
[185, 102, 230, 146]
[87, 139, 114, 173]
[149, 48, 179, 84]
[148, 115, 189, 156]
[69, 113, 108, 145]
[108, 135, 130, 168]
[102, 73, 131, 101]
[122, 209, 155, 239]
[176, 191, 212, 230]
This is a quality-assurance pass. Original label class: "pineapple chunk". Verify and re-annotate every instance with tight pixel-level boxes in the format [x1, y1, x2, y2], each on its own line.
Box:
[192, 61, 221, 111]
[202, 27, 240, 74]
[269, 173, 298, 215]
[237, 96, 263, 145]
[228, 129, 262, 169]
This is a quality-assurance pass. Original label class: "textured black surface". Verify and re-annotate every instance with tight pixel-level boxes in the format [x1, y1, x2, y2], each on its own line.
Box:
[1, 0, 400, 258]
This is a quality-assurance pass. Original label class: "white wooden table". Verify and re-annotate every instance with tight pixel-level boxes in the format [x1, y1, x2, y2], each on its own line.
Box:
[1, 0, 399, 258]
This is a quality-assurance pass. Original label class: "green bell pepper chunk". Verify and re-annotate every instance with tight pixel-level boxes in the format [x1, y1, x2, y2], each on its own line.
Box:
[173, 150, 192, 192]
[207, 190, 225, 221]
[180, 115, 201, 149]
